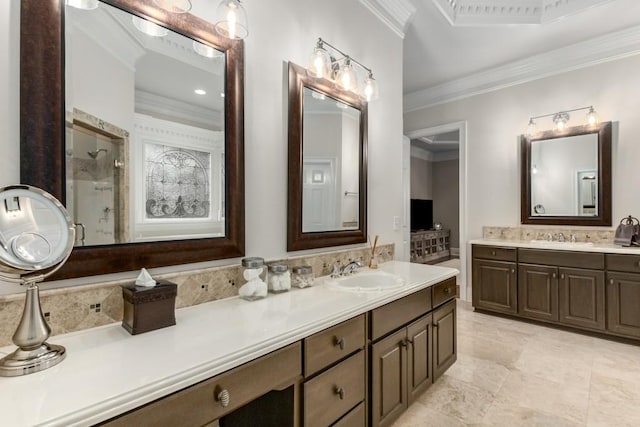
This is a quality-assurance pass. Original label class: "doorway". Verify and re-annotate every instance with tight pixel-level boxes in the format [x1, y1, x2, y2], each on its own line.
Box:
[404, 122, 468, 301]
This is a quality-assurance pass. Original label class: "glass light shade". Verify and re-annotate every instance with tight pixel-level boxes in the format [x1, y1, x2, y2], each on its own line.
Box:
[193, 41, 222, 58]
[526, 118, 537, 136]
[336, 61, 358, 92]
[215, 0, 249, 40]
[132, 16, 168, 37]
[362, 75, 379, 102]
[66, 0, 99, 10]
[153, 0, 192, 13]
[553, 112, 569, 131]
[586, 107, 599, 126]
[308, 47, 332, 79]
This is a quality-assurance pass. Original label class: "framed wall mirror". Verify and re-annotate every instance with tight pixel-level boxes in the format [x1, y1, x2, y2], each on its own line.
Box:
[521, 122, 612, 226]
[20, 0, 245, 279]
[287, 62, 367, 251]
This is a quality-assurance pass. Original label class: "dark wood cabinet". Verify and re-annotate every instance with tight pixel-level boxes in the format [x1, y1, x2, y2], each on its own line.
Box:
[559, 268, 605, 331]
[407, 314, 433, 404]
[606, 272, 640, 338]
[472, 259, 517, 314]
[433, 300, 457, 380]
[371, 329, 407, 427]
[518, 264, 558, 322]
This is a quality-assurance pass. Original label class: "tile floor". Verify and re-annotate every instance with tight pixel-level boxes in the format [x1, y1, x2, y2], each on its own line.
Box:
[393, 300, 640, 426]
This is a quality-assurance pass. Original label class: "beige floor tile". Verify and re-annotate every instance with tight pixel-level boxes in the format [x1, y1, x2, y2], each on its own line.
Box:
[514, 344, 592, 389]
[480, 401, 583, 427]
[587, 372, 640, 427]
[457, 332, 524, 369]
[416, 375, 496, 424]
[444, 353, 511, 395]
[492, 370, 590, 424]
[393, 400, 467, 427]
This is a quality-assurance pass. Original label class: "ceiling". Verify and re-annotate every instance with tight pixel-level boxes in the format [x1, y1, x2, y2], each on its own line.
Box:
[410, 129, 459, 153]
[402, 0, 640, 96]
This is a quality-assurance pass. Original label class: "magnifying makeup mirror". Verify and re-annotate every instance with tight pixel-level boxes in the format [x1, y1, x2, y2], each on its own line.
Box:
[0, 185, 75, 376]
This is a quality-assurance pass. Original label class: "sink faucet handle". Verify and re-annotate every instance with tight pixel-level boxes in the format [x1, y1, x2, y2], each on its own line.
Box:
[331, 261, 341, 278]
[558, 232, 565, 242]
[547, 233, 553, 242]
[570, 234, 577, 243]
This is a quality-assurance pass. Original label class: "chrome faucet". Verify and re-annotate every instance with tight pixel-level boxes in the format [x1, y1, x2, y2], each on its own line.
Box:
[558, 232, 565, 242]
[331, 260, 363, 277]
[570, 234, 577, 243]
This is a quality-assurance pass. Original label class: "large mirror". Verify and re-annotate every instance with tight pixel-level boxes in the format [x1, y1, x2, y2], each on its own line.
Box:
[287, 62, 367, 251]
[20, 0, 245, 279]
[521, 122, 612, 226]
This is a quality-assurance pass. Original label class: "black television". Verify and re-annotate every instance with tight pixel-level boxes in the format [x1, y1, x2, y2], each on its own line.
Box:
[410, 199, 433, 231]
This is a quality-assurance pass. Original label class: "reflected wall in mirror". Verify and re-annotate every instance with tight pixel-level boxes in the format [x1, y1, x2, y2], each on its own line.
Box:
[20, 0, 245, 279]
[521, 122, 612, 226]
[288, 63, 367, 251]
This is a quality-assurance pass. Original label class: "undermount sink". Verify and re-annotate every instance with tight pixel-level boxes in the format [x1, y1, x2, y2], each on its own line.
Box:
[528, 240, 594, 247]
[326, 270, 405, 292]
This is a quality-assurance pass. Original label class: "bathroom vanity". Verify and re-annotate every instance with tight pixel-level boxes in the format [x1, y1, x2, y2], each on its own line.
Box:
[472, 240, 640, 341]
[0, 261, 457, 426]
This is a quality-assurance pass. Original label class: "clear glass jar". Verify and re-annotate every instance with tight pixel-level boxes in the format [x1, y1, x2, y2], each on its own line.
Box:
[292, 265, 314, 288]
[239, 257, 268, 300]
[268, 263, 291, 293]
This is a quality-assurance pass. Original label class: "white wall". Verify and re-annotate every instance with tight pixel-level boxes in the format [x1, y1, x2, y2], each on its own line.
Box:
[0, 0, 404, 290]
[432, 159, 459, 249]
[404, 54, 640, 295]
[410, 156, 433, 199]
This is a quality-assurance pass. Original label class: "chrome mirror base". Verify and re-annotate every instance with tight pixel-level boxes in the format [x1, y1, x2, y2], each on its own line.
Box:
[0, 284, 66, 377]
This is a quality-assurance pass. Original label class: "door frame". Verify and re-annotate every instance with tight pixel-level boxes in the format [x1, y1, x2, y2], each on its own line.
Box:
[404, 121, 468, 301]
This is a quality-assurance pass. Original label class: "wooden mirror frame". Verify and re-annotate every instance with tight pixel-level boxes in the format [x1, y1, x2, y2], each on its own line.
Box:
[287, 62, 368, 251]
[20, 0, 245, 279]
[521, 121, 612, 226]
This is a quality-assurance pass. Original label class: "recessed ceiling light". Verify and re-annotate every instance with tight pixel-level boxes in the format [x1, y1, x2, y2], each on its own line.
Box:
[194, 89, 207, 95]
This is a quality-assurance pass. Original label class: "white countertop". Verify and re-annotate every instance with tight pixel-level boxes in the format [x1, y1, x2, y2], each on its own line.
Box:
[0, 261, 457, 427]
[470, 239, 640, 254]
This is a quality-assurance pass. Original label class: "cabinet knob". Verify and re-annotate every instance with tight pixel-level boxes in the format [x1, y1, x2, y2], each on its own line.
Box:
[552, 273, 557, 279]
[334, 386, 345, 400]
[511, 268, 516, 274]
[444, 287, 451, 294]
[491, 251, 496, 256]
[637, 261, 640, 268]
[334, 337, 345, 350]
[560, 273, 565, 279]
[433, 322, 439, 329]
[216, 389, 230, 408]
[400, 339, 408, 348]
[610, 279, 615, 285]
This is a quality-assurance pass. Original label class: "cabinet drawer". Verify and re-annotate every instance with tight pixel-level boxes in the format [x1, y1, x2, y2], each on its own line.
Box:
[304, 351, 365, 427]
[432, 277, 456, 307]
[332, 401, 365, 427]
[101, 343, 301, 427]
[304, 314, 366, 377]
[606, 254, 640, 273]
[371, 288, 432, 341]
[472, 245, 517, 262]
[519, 249, 604, 269]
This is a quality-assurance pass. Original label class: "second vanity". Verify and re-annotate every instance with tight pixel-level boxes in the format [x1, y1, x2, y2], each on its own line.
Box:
[0, 261, 458, 427]
[471, 239, 640, 341]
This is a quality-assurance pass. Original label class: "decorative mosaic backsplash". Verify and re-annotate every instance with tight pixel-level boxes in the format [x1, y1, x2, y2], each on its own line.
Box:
[0, 244, 394, 347]
[483, 226, 615, 243]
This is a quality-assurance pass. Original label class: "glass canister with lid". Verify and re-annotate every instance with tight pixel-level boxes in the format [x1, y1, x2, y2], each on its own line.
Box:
[268, 263, 291, 293]
[239, 257, 268, 300]
[292, 265, 314, 288]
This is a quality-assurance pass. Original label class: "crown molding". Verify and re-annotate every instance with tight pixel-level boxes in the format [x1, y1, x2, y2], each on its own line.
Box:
[431, 0, 613, 26]
[404, 25, 640, 113]
[359, 0, 417, 38]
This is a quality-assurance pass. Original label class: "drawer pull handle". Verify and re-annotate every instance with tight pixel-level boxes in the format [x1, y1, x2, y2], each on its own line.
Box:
[335, 337, 345, 350]
[433, 322, 439, 329]
[217, 389, 230, 408]
[335, 386, 345, 400]
[400, 339, 408, 348]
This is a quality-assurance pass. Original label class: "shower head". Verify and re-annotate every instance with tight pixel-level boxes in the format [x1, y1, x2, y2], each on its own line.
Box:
[87, 148, 108, 159]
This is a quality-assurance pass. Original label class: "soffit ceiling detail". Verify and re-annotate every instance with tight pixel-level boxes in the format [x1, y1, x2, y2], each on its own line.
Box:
[359, 0, 417, 37]
[432, 0, 615, 26]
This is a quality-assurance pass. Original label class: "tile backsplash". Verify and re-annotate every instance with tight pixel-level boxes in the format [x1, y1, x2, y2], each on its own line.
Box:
[483, 226, 615, 243]
[0, 244, 394, 347]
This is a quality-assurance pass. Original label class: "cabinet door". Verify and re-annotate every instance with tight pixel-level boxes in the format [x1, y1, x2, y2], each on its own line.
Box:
[518, 264, 558, 322]
[559, 268, 605, 330]
[607, 272, 640, 338]
[433, 300, 456, 380]
[472, 259, 517, 314]
[371, 329, 407, 427]
[406, 314, 433, 404]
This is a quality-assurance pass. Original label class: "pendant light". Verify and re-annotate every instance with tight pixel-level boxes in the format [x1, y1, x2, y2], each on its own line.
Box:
[214, 0, 249, 40]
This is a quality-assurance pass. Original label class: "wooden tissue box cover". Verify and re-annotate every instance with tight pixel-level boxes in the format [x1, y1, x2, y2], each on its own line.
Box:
[121, 280, 177, 335]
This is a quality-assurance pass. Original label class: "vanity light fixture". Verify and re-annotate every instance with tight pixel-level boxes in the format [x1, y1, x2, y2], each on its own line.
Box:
[66, 0, 99, 10]
[132, 16, 169, 37]
[307, 38, 379, 102]
[153, 0, 192, 14]
[526, 106, 599, 134]
[214, 0, 249, 40]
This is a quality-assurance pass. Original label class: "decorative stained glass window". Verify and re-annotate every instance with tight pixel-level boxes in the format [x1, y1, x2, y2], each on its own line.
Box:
[145, 143, 211, 219]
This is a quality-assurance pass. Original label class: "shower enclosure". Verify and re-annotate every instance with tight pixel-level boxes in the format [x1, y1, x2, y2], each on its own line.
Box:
[65, 109, 128, 246]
